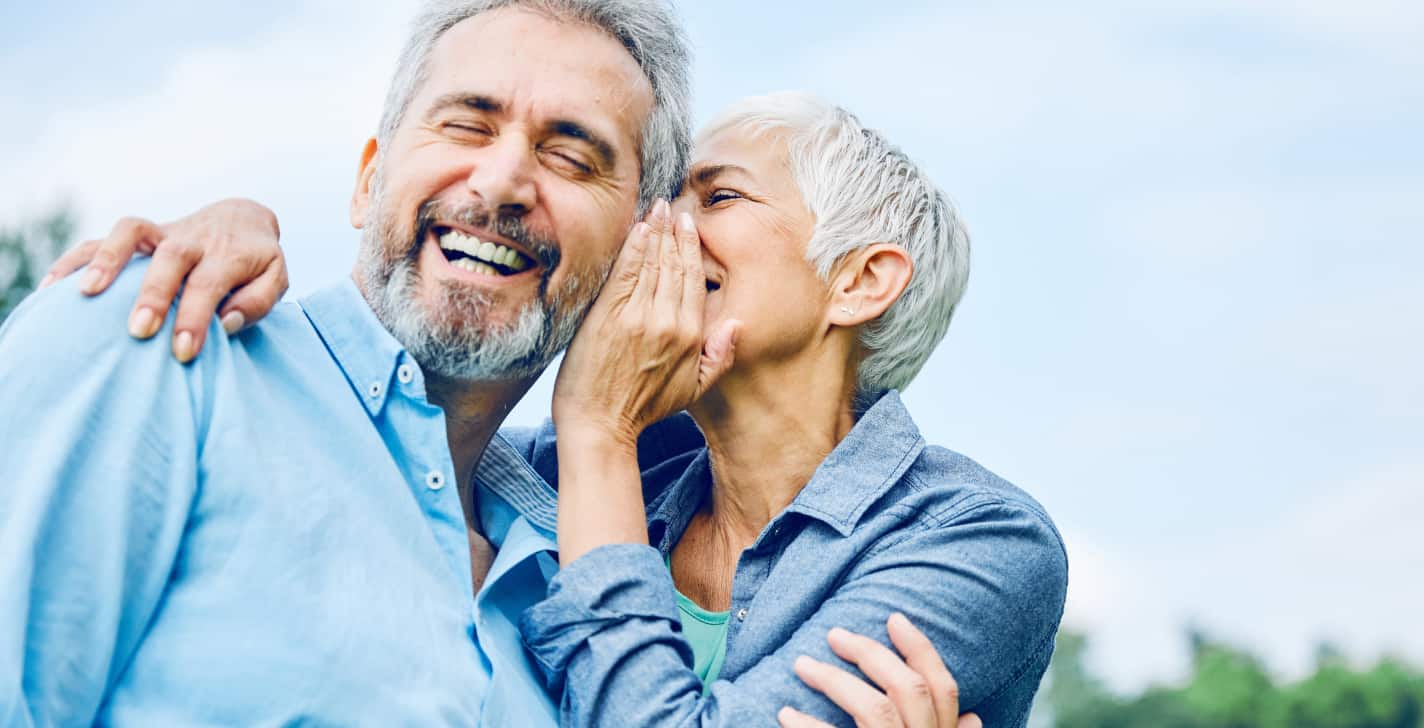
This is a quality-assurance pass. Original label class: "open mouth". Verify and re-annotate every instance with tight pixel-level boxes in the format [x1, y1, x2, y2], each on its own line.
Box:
[432, 226, 537, 277]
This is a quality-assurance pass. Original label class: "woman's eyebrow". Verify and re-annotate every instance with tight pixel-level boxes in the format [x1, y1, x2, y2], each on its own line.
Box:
[689, 163, 751, 187]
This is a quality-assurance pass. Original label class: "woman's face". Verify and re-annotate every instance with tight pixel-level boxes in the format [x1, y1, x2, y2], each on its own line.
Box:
[674, 127, 830, 373]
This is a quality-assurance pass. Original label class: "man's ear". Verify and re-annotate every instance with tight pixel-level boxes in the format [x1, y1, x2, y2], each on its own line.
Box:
[350, 137, 380, 229]
[827, 243, 914, 328]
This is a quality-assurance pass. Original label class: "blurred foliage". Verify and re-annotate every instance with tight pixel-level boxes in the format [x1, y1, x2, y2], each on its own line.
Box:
[1041, 629, 1424, 728]
[0, 206, 76, 322]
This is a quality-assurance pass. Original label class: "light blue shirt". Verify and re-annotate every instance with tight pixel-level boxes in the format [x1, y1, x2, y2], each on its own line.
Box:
[0, 262, 561, 727]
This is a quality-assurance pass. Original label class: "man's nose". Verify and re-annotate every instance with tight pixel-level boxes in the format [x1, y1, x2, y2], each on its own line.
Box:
[464, 138, 538, 217]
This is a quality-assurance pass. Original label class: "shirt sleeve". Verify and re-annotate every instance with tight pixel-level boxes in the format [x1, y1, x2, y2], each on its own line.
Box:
[0, 268, 210, 726]
[519, 497, 1068, 728]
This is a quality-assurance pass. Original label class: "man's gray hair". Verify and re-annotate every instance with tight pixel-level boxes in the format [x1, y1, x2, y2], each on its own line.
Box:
[377, 0, 692, 215]
[698, 92, 971, 400]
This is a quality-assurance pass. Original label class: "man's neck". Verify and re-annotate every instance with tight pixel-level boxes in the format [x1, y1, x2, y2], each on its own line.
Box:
[425, 371, 541, 529]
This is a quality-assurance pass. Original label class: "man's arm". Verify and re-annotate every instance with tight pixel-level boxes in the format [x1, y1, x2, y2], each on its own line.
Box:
[520, 498, 1068, 728]
[0, 264, 207, 724]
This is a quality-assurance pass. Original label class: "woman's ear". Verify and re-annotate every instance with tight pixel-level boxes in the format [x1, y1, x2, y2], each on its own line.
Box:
[828, 244, 914, 328]
[349, 138, 380, 229]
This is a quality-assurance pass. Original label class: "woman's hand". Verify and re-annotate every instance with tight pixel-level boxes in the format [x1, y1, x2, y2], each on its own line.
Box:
[552, 198, 741, 448]
[41, 198, 287, 362]
[780, 614, 981, 728]
[550, 199, 740, 566]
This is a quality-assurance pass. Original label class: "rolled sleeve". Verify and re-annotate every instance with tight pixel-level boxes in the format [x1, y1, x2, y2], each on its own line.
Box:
[520, 543, 688, 680]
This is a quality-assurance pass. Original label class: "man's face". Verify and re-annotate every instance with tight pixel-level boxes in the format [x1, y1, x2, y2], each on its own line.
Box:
[351, 7, 653, 381]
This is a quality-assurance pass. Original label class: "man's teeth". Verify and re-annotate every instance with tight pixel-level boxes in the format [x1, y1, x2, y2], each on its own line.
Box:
[451, 258, 500, 276]
[437, 230, 530, 271]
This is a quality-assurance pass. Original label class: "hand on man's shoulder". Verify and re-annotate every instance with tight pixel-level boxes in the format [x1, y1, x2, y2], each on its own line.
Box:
[1, 260, 227, 376]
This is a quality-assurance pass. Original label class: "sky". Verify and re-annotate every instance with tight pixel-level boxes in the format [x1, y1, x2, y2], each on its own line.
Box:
[3, 0, 1420, 693]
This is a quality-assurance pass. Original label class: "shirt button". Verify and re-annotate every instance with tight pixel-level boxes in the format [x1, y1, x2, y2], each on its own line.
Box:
[426, 471, 446, 491]
[735, 608, 748, 622]
[397, 364, 415, 384]
[367, 381, 384, 399]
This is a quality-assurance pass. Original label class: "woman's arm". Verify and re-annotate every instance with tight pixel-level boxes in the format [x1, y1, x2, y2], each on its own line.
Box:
[41, 198, 287, 361]
[780, 614, 982, 728]
[523, 502, 1065, 728]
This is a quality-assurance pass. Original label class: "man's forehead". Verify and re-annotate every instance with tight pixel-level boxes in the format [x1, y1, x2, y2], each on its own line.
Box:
[419, 8, 652, 140]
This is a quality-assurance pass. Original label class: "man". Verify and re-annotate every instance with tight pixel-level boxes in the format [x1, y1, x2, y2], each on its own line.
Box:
[0, 1, 690, 723]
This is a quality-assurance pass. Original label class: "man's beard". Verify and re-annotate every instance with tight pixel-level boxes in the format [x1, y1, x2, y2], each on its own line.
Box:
[356, 173, 611, 382]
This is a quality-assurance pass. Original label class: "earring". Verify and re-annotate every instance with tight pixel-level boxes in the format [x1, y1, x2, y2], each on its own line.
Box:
[841, 306, 856, 315]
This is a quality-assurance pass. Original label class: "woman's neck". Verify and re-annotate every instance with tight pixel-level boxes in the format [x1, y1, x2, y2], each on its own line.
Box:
[690, 348, 860, 537]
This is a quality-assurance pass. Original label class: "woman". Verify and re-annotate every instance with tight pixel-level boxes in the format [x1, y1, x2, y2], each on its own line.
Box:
[51, 93, 1065, 728]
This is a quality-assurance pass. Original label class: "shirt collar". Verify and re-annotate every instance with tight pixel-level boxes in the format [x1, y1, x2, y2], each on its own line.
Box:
[785, 390, 925, 536]
[298, 277, 405, 418]
[476, 433, 560, 535]
[644, 391, 926, 545]
[298, 278, 563, 537]
[646, 450, 712, 556]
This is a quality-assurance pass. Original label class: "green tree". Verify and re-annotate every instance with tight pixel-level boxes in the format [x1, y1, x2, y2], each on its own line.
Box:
[1043, 629, 1167, 728]
[1042, 628, 1424, 728]
[1, 207, 77, 322]
[1180, 629, 1277, 728]
[1265, 656, 1424, 728]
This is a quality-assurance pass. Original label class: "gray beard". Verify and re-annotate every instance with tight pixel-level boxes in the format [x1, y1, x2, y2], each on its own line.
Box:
[355, 174, 608, 383]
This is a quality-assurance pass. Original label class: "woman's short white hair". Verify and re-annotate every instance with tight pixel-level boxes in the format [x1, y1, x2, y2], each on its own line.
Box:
[698, 92, 971, 399]
[378, 0, 692, 215]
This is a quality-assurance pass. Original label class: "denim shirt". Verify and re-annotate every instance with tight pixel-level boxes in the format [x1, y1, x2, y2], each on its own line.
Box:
[515, 392, 1069, 728]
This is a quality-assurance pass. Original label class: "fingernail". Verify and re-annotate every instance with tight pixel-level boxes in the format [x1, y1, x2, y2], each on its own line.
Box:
[39, 274, 56, 289]
[80, 267, 104, 294]
[128, 307, 157, 339]
[655, 198, 671, 222]
[678, 211, 695, 233]
[173, 331, 195, 362]
[220, 310, 246, 336]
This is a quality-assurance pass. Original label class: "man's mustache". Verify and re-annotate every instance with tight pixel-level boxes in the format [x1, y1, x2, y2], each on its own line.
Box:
[412, 198, 562, 274]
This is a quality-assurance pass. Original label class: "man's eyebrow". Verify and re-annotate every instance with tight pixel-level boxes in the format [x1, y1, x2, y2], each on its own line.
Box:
[426, 93, 503, 119]
[547, 120, 617, 169]
[690, 164, 750, 186]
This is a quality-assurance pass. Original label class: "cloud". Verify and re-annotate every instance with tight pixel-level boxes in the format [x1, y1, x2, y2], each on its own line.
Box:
[1061, 457, 1424, 692]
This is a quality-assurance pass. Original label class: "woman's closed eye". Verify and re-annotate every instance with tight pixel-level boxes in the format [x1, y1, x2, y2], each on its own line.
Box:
[703, 188, 744, 207]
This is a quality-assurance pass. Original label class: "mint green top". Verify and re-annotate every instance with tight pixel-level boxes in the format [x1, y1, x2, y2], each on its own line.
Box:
[668, 556, 730, 687]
